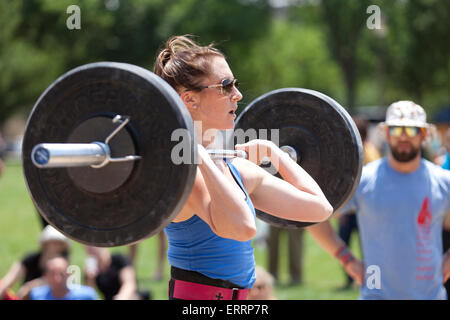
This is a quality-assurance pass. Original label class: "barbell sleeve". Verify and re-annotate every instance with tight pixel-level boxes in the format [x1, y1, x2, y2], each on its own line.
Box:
[31, 143, 109, 168]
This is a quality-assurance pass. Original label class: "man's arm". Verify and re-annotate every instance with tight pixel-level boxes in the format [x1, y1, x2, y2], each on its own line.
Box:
[307, 220, 364, 285]
[444, 211, 450, 231]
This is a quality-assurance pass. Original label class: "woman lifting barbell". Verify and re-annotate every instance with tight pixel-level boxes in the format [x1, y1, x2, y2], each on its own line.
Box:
[153, 35, 333, 300]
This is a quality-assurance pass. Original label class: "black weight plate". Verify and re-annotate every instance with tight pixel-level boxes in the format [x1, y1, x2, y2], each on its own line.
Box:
[234, 88, 362, 229]
[67, 116, 136, 194]
[22, 62, 197, 246]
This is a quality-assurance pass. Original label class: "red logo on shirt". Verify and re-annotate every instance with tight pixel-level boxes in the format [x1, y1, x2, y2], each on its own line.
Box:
[415, 197, 434, 281]
[417, 197, 432, 228]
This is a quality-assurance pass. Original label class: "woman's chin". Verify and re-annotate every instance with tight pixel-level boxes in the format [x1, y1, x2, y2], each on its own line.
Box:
[213, 121, 235, 131]
[222, 122, 235, 131]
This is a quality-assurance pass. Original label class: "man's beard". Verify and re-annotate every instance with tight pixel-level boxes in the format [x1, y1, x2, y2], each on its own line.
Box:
[390, 142, 421, 162]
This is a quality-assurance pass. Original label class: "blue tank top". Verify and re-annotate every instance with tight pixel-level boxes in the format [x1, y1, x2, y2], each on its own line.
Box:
[164, 159, 256, 288]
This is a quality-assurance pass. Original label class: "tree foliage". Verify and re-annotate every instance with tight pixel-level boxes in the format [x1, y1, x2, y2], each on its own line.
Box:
[0, 0, 449, 125]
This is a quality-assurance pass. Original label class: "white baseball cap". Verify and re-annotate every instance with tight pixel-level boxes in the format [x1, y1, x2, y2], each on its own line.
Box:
[383, 100, 428, 128]
[39, 225, 70, 245]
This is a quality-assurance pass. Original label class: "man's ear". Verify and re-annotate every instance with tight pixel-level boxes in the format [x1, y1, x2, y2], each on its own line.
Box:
[420, 127, 428, 143]
[180, 91, 199, 112]
[384, 126, 390, 141]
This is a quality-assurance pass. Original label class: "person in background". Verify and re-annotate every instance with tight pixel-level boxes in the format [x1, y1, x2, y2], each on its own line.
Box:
[0, 131, 6, 177]
[436, 127, 450, 169]
[437, 127, 450, 298]
[0, 280, 18, 300]
[127, 232, 167, 282]
[247, 265, 277, 300]
[308, 101, 450, 299]
[151, 232, 168, 281]
[267, 225, 304, 286]
[336, 116, 381, 290]
[0, 225, 70, 299]
[84, 246, 150, 300]
[30, 256, 97, 300]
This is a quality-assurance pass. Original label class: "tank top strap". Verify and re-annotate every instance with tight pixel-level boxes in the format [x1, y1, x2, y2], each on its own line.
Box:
[224, 158, 249, 200]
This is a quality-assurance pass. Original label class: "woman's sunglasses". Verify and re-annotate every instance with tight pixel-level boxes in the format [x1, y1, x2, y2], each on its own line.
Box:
[388, 126, 421, 138]
[196, 78, 239, 96]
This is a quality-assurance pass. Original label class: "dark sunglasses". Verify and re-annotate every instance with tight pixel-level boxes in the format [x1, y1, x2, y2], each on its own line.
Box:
[196, 78, 239, 96]
[388, 126, 421, 138]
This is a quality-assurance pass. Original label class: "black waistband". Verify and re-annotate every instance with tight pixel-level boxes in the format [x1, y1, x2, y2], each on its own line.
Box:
[170, 266, 243, 289]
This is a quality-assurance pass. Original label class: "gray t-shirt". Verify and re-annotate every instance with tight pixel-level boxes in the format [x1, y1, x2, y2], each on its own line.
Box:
[343, 158, 450, 299]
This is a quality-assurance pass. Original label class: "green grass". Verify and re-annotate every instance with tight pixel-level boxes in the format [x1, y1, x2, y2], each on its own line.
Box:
[0, 160, 360, 300]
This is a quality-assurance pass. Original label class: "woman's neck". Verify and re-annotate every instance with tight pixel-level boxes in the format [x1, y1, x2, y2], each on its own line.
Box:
[194, 123, 218, 148]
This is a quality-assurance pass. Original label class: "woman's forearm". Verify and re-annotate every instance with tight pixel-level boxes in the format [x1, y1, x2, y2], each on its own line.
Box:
[197, 148, 256, 241]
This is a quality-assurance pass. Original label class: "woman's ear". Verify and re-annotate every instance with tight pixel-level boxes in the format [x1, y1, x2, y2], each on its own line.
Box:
[180, 90, 199, 112]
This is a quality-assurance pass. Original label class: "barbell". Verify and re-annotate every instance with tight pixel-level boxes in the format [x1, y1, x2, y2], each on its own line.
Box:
[22, 62, 362, 247]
